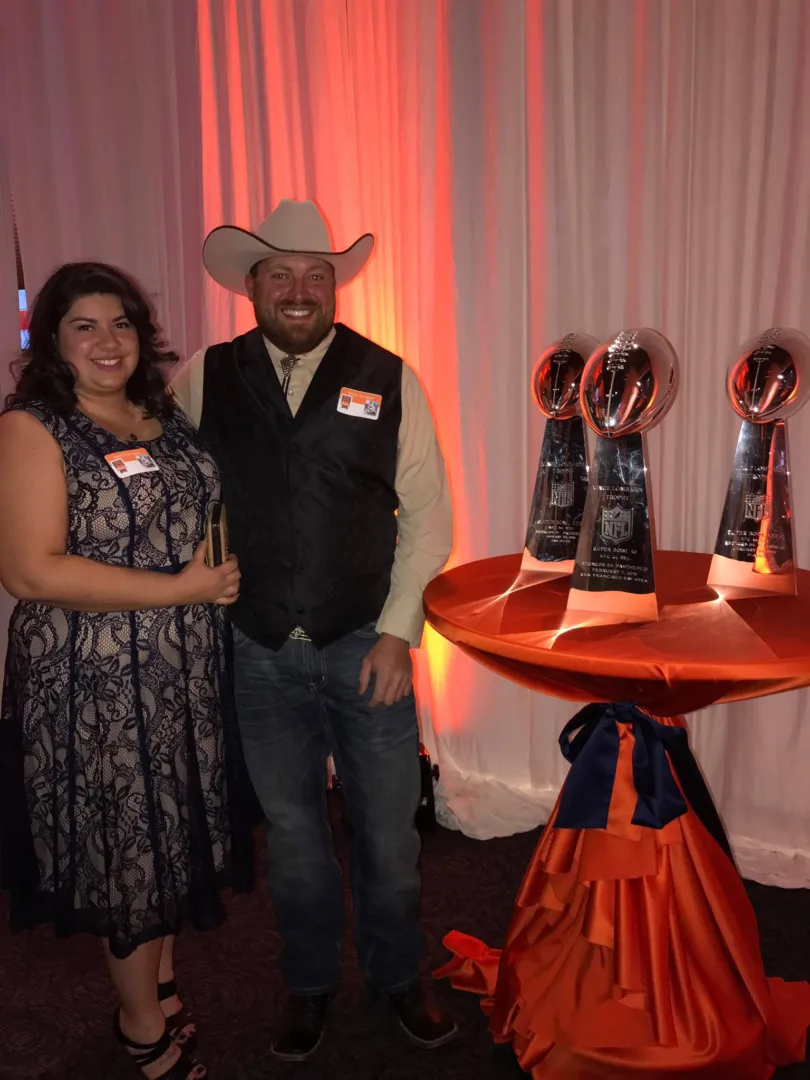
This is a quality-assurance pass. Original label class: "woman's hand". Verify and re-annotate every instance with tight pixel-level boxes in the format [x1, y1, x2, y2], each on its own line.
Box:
[176, 543, 241, 605]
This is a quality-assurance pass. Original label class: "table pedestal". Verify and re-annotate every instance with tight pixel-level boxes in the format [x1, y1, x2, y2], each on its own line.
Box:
[435, 707, 810, 1079]
[425, 552, 810, 1076]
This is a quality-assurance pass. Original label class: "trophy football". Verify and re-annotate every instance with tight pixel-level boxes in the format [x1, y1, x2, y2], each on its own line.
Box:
[521, 334, 597, 578]
[566, 328, 679, 622]
[707, 327, 810, 597]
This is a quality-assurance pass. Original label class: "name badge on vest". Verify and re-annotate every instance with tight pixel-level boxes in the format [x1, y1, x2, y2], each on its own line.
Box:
[337, 387, 382, 420]
[104, 448, 160, 478]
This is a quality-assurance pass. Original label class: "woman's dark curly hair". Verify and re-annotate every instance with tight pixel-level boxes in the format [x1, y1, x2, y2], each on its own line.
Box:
[6, 261, 178, 417]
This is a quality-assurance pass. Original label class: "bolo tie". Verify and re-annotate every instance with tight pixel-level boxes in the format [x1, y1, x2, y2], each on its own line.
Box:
[282, 351, 309, 643]
[280, 354, 299, 396]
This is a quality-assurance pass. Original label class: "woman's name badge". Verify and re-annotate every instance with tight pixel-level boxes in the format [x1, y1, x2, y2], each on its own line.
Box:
[337, 387, 382, 419]
[104, 448, 160, 478]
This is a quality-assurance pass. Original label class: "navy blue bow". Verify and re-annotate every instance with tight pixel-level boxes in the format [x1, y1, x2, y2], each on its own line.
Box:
[555, 702, 689, 831]
[554, 701, 733, 860]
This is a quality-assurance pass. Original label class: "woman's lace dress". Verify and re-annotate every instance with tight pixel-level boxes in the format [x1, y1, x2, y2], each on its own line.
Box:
[0, 403, 254, 957]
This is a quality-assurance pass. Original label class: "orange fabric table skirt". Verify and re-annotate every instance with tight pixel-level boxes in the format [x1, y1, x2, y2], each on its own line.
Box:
[424, 551, 810, 1078]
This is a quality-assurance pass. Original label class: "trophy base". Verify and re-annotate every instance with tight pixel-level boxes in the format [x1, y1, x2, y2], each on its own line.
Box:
[522, 417, 589, 568]
[711, 419, 796, 594]
[707, 552, 796, 598]
[566, 433, 659, 624]
[565, 585, 659, 625]
[519, 549, 574, 580]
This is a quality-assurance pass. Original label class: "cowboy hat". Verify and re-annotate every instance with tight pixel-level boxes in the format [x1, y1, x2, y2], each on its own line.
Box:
[203, 199, 374, 295]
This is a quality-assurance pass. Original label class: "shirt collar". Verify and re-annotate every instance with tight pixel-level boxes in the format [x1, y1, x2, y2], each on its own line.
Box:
[263, 326, 337, 371]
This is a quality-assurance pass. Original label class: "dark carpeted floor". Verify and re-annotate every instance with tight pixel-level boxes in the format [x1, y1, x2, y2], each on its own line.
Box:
[2, 795, 809, 1080]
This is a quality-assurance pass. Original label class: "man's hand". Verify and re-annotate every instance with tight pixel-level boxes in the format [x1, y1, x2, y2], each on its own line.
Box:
[358, 632, 413, 707]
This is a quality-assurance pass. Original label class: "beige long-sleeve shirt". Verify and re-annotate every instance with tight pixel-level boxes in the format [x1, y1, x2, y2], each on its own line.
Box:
[171, 328, 453, 647]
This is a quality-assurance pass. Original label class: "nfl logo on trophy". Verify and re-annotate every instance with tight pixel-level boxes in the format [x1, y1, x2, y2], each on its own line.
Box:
[743, 494, 766, 524]
[600, 505, 633, 544]
[550, 467, 575, 509]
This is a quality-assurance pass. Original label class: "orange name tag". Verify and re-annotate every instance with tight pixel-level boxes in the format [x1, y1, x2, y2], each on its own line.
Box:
[337, 387, 382, 419]
[104, 448, 160, 478]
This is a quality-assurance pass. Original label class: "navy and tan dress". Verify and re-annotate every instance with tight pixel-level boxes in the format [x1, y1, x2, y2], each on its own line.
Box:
[0, 401, 254, 957]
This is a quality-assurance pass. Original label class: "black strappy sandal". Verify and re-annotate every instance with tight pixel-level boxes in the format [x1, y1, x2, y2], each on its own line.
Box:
[114, 1011, 207, 1080]
[158, 979, 198, 1054]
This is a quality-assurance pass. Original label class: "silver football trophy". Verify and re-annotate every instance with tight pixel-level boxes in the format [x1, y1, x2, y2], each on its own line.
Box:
[567, 328, 679, 622]
[521, 334, 597, 578]
[708, 327, 810, 597]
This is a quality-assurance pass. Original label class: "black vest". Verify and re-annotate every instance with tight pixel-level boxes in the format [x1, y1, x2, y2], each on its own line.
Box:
[198, 324, 402, 650]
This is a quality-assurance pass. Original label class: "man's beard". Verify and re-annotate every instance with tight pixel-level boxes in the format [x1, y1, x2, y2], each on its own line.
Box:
[254, 303, 335, 355]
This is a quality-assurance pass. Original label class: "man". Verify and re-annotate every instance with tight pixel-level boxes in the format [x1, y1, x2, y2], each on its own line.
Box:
[172, 200, 456, 1060]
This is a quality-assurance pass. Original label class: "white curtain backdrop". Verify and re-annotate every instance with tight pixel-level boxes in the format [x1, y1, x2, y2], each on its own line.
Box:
[0, 0, 207, 361]
[3, 0, 810, 885]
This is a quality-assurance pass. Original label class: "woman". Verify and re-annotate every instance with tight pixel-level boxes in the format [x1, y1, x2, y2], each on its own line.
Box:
[0, 262, 255, 1080]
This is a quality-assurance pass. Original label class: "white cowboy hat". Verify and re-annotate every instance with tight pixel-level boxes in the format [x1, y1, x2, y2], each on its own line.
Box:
[203, 199, 374, 295]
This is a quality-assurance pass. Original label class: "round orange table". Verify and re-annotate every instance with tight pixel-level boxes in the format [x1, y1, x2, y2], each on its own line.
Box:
[425, 550, 810, 1079]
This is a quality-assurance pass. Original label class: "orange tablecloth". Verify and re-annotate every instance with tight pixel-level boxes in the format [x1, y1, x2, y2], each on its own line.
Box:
[425, 551, 810, 1079]
[424, 549, 810, 713]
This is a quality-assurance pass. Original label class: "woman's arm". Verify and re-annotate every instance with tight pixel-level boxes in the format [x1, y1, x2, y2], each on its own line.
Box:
[0, 410, 238, 612]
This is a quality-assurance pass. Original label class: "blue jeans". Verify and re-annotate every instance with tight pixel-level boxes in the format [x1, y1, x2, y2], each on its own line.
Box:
[233, 623, 424, 995]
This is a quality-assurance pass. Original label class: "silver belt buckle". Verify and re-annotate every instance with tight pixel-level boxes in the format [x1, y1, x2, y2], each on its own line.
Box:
[289, 625, 311, 641]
